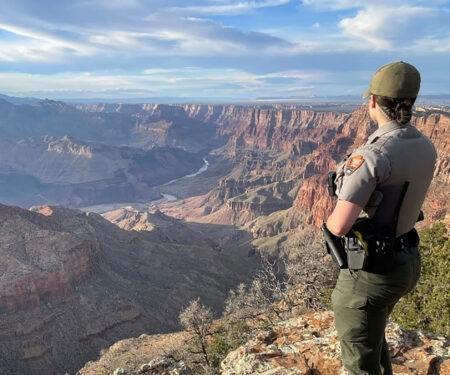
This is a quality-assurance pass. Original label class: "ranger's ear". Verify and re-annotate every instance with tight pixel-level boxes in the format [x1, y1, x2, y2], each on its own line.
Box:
[370, 95, 377, 109]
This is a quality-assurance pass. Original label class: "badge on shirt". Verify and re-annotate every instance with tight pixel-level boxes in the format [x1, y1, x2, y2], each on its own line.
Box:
[345, 155, 365, 176]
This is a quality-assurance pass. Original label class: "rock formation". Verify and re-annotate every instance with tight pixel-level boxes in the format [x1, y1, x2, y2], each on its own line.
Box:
[2, 100, 446, 224]
[0, 135, 205, 207]
[0, 204, 99, 313]
[111, 357, 192, 375]
[0, 203, 258, 374]
[77, 330, 191, 375]
[156, 105, 448, 232]
[221, 311, 450, 375]
[77, 310, 449, 375]
[0, 100, 222, 152]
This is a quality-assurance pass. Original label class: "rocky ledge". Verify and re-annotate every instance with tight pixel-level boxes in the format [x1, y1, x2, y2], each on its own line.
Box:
[112, 357, 191, 375]
[221, 311, 449, 375]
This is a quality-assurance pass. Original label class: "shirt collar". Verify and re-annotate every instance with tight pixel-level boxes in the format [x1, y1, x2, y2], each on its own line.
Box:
[367, 120, 408, 144]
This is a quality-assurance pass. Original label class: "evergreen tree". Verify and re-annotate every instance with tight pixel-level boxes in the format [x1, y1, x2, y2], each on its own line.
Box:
[392, 222, 450, 336]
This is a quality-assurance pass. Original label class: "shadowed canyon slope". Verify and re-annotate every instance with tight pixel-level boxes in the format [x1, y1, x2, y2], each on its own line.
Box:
[0, 99, 225, 207]
[0, 99, 220, 151]
[0, 136, 206, 207]
[0, 204, 258, 374]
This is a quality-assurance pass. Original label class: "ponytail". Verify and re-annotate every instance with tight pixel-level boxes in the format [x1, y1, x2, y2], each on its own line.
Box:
[374, 95, 416, 125]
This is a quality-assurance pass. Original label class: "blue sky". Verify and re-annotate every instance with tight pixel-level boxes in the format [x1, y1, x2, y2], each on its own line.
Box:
[0, 0, 449, 101]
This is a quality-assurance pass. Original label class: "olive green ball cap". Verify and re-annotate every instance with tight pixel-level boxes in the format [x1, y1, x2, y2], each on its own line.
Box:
[362, 61, 421, 99]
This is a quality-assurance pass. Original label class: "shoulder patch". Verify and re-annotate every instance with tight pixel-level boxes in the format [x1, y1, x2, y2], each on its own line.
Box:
[345, 155, 365, 176]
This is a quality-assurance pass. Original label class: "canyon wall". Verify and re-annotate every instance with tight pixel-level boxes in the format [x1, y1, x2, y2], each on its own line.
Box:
[157, 104, 448, 229]
[0, 204, 258, 374]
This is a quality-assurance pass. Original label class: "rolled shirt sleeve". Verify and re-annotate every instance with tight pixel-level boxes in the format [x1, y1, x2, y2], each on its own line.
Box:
[337, 145, 391, 208]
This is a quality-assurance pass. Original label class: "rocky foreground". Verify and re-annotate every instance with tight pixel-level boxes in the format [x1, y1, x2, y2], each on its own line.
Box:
[88, 311, 449, 375]
[221, 311, 449, 375]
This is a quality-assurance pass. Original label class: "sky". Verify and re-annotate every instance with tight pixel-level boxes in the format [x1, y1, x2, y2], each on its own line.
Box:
[0, 0, 449, 101]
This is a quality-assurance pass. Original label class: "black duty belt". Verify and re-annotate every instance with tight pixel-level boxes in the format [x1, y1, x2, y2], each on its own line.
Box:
[394, 228, 420, 250]
[342, 227, 420, 273]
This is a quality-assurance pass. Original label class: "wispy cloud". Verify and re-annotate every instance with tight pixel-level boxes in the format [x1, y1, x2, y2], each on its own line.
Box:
[164, 0, 295, 16]
[0, 68, 331, 99]
[0, 0, 448, 98]
[0, 22, 94, 62]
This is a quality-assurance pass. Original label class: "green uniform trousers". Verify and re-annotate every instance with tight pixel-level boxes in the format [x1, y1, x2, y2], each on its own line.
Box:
[331, 246, 420, 375]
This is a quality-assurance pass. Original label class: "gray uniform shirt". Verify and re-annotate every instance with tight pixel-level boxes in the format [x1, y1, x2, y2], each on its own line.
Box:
[335, 120, 437, 236]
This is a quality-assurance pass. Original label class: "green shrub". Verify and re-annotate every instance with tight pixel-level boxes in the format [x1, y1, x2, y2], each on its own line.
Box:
[392, 222, 450, 336]
[208, 321, 252, 368]
[320, 287, 333, 311]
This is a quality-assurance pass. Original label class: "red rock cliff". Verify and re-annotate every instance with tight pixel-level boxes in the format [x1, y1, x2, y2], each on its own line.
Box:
[159, 105, 448, 228]
[293, 107, 449, 227]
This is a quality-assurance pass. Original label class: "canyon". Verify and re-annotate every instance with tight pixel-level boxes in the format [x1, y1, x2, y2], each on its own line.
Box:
[155, 104, 448, 233]
[0, 97, 448, 374]
[0, 204, 258, 374]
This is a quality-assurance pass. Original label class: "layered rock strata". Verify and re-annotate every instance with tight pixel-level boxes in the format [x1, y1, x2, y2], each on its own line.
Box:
[0, 203, 258, 375]
[0, 136, 205, 207]
[156, 106, 448, 230]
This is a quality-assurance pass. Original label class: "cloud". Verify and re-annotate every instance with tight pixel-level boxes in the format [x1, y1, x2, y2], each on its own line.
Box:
[0, 22, 95, 62]
[302, 1, 450, 52]
[338, 5, 449, 51]
[302, 0, 449, 10]
[0, 1, 295, 63]
[409, 36, 450, 53]
[302, 0, 363, 10]
[0, 0, 448, 98]
[0, 0, 448, 65]
[0, 68, 330, 99]
[164, 0, 295, 16]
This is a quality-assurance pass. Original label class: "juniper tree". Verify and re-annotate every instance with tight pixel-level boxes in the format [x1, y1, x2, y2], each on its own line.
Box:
[179, 298, 214, 367]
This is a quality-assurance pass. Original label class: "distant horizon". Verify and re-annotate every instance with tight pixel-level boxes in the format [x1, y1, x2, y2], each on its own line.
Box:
[2, 92, 450, 107]
[3, 88, 450, 104]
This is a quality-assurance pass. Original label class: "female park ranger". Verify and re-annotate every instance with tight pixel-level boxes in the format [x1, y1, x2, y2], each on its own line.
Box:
[326, 61, 437, 375]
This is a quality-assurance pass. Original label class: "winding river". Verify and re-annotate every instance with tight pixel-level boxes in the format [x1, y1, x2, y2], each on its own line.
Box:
[80, 157, 209, 214]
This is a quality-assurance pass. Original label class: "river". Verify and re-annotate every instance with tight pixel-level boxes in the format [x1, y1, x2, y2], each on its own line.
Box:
[80, 157, 209, 214]
[162, 158, 209, 186]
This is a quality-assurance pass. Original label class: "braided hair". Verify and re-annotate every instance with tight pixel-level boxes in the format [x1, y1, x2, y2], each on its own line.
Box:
[374, 95, 416, 125]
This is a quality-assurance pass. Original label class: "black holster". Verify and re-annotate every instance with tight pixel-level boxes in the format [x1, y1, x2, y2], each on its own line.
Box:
[321, 223, 347, 269]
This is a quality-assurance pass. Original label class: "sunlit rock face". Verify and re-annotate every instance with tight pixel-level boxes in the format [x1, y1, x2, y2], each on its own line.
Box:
[156, 105, 448, 229]
[221, 311, 450, 375]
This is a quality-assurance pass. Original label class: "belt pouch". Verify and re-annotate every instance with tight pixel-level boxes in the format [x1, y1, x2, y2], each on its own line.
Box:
[347, 249, 365, 270]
